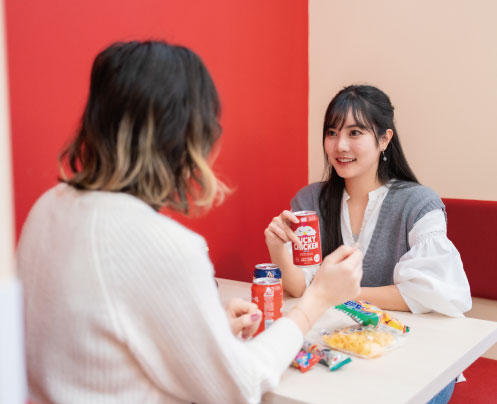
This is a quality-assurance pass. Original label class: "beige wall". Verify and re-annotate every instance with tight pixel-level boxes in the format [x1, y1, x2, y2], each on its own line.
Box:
[309, 0, 497, 201]
[0, 0, 14, 281]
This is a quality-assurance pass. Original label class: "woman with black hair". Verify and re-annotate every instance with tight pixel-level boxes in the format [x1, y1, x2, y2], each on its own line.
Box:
[265, 84, 471, 316]
[16, 41, 363, 404]
[265, 85, 471, 403]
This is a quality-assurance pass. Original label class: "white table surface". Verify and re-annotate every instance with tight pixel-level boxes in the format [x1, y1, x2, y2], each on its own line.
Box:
[216, 278, 497, 404]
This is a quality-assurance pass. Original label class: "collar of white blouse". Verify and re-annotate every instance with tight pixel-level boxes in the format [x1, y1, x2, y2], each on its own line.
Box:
[341, 184, 390, 254]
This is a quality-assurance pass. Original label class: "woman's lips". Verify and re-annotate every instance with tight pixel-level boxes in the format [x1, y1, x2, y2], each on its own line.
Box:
[335, 157, 356, 165]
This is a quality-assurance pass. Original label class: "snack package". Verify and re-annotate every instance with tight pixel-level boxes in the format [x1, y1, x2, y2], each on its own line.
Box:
[301, 341, 352, 371]
[302, 341, 322, 356]
[291, 349, 321, 373]
[335, 300, 410, 334]
[322, 325, 399, 359]
[319, 348, 352, 371]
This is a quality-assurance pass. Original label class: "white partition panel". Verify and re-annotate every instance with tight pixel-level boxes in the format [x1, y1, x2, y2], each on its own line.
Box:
[0, 0, 26, 403]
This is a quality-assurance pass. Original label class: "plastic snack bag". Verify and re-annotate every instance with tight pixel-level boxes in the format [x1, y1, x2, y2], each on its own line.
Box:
[322, 325, 400, 359]
[335, 300, 410, 334]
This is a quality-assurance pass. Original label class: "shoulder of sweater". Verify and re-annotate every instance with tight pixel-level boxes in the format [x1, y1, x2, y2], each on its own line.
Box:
[102, 204, 205, 249]
[30, 183, 206, 249]
[291, 182, 325, 210]
[388, 181, 442, 203]
[294, 182, 325, 200]
[49, 184, 207, 251]
[386, 181, 445, 228]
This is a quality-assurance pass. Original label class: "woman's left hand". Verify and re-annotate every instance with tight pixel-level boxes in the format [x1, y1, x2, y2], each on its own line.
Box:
[225, 298, 262, 339]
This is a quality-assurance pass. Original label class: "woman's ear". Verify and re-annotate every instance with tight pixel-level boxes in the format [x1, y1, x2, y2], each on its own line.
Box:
[381, 129, 394, 150]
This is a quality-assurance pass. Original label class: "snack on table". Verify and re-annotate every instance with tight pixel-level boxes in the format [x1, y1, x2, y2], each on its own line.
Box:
[302, 341, 321, 355]
[291, 349, 321, 373]
[301, 341, 352, 371]
[319, 348, 352, 371]
[335, 300, 410, 334]
[322, 325, 396, 358]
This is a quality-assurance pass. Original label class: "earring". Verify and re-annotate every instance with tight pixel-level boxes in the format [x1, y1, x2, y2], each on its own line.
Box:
[382, 150, 387, 161]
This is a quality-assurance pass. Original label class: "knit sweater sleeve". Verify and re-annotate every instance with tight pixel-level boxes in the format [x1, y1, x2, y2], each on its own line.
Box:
[97, 210, 303, 404]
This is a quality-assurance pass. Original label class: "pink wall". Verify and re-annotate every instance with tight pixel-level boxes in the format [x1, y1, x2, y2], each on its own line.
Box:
[5, 0, 308, 281]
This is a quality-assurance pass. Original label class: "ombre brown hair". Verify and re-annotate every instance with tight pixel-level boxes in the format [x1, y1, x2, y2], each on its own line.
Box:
[59, 40, 226, 213]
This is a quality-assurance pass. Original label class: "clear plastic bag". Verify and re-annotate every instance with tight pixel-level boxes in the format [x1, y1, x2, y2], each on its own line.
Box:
[322, 324, 403, 359]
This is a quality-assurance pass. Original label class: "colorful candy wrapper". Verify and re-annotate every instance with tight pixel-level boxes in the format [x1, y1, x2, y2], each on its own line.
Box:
[291, 350, 321, 373]
[319, 348, 352, 371]
[301, 341, 351, 371]
[302, 341, 321, 355]
[335, 300, 410, 334]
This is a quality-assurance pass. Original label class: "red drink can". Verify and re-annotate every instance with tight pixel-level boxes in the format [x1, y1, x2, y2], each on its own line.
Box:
[290, 211, 322, 267]
[251, 278, 283, 336]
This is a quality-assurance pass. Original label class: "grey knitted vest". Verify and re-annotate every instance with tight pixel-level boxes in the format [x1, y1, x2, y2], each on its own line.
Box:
[291, 181, 446, 287]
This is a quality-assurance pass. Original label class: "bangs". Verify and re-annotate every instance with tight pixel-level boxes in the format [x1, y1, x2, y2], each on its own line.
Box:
[324, 95, 376, 133]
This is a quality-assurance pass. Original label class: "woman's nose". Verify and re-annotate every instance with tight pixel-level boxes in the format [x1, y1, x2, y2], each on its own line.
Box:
[336, 135, 349, 152]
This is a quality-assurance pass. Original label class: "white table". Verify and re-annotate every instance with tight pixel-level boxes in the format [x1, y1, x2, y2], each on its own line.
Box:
[216, 278, 497, 404]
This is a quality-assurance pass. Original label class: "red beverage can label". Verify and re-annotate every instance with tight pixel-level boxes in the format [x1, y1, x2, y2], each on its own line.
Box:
[251, 278, 283, 336]
[290, 211, 322, 267]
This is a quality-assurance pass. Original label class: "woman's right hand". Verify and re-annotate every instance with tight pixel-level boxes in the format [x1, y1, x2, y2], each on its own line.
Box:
[309, 245, 363, 307]
[288, 245, 363, 334]
[264, 210, 302, 250]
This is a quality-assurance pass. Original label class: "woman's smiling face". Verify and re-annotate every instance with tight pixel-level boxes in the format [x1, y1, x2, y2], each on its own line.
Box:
[324, 110, 390, 181]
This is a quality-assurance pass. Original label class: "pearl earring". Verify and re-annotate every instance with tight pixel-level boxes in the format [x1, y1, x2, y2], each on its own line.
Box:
[382, 150, 387, 162]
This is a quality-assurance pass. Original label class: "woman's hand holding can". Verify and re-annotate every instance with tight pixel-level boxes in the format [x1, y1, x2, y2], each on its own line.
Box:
[264, 210, 302, 249]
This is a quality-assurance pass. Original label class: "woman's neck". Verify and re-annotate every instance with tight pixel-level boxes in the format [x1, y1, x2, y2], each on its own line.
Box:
[344, 175, 384, 201]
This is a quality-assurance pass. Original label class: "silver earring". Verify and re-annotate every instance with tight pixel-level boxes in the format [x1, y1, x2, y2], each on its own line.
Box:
[382, 150, 387, 161]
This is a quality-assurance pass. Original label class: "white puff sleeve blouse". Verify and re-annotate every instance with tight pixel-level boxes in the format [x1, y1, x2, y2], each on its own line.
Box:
[394, 209, 472, 317]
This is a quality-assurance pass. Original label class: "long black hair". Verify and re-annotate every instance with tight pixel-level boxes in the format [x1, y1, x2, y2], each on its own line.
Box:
[319, 84, 419, 256]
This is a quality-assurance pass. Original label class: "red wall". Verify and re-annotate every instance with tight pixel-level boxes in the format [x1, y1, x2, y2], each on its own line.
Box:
[5, 0, 308, 281]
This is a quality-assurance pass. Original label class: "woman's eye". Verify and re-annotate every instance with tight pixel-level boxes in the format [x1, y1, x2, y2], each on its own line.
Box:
[326, 129, 337, 137]
[350, 130, 362, 136]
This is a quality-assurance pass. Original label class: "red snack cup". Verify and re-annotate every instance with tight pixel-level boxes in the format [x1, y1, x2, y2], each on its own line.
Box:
[251, 278, 283, 336]
[290, 211, 322, 267]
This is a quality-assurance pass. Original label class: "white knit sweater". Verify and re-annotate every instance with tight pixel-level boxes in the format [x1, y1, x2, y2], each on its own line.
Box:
[17, 184, 303, 404]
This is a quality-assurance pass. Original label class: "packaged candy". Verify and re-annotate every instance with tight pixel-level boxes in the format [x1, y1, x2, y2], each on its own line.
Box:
[301, 340, 352, 371]
[335, 300, 410, 334]
[379, 311, 409, 334]
[301, 341, 321, 355]
[291, 349, 321, 373]
[319, 348, 352, 371]
[322, 325, 399, 359]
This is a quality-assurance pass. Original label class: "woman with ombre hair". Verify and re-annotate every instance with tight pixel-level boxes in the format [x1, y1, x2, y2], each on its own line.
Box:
[17, 41, 362, 404]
